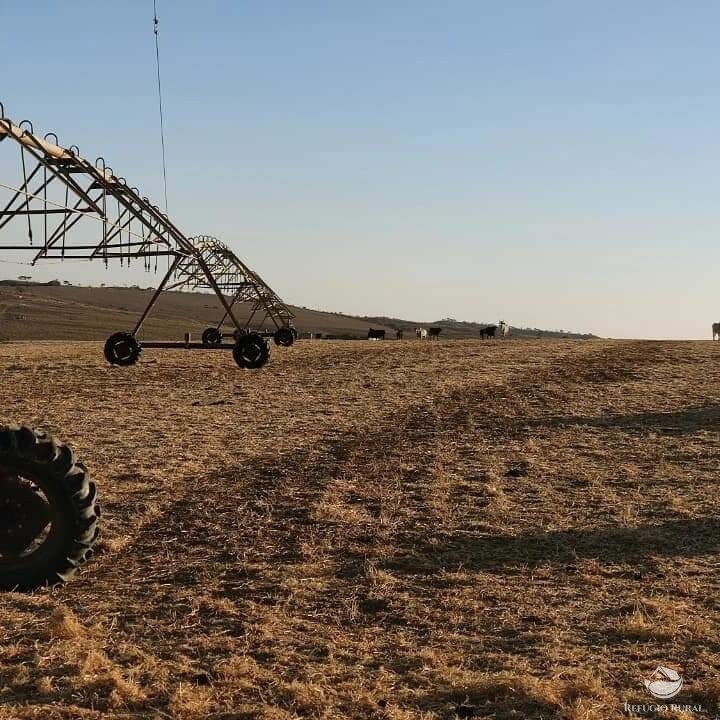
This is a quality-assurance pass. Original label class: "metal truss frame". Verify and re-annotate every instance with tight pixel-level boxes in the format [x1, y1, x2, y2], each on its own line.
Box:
[0, 103, 295, 363]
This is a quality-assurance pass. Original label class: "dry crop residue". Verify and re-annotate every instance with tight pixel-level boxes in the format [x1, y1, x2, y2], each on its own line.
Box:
[1, 339, 719, 719]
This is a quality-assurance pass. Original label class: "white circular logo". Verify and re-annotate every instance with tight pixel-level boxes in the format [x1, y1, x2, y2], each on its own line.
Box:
[644, 667, 683, 699]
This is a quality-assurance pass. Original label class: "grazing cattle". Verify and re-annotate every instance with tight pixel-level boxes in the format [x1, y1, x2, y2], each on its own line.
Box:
[428, 327, 442, 340]
[499, 320, 510, 338]
[713, 322, 720, 340]
[396, 329, 404, 340]
[368, 328, 386, 340]
[480, 325, 498, 340]
[415, 327, 428, 340]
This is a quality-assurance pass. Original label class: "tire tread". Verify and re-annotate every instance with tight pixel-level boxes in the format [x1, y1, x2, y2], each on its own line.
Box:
[0, 426, 100, 591]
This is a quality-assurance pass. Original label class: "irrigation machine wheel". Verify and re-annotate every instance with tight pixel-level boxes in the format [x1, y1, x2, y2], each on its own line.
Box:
[0, 426, 100, 591]
[104, 332, 142, 366]
[273, 327, 295, 347]
[233, 333, 270, 369]
[202, 327, 222, 345]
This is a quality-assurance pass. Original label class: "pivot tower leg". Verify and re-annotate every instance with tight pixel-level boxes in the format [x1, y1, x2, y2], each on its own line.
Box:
[132, 254, 182, 336]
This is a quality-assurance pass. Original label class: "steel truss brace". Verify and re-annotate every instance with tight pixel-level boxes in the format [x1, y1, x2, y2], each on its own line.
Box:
[0, 104, 295, 352]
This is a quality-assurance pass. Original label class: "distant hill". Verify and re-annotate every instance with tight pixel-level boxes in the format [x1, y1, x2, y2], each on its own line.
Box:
[0, 283, 597, 341]
[0, 278, 62, 287]
[0, 284, 397, 341]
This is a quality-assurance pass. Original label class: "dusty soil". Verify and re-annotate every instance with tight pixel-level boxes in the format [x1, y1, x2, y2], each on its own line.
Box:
[1, 338, 719, 719]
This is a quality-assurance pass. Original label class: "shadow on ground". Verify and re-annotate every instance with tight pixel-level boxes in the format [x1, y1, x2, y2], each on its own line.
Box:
[385, 517, 720, 576]
[545, 405, 720, 436]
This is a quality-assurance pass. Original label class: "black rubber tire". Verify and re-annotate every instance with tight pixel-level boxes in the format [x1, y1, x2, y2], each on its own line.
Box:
[0, 426, 100, 591]
[233, 333, 270, 369]
[273, 327, 295, 347]
[202, 327, 222, 345]
[104, 332, 141, 366]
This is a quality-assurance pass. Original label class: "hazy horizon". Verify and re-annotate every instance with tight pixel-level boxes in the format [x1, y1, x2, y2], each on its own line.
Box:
[2, 1, 718, 340]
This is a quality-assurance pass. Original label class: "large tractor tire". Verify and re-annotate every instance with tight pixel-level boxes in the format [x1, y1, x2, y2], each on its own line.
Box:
[0, 426, 100, 590]
[104, 332, 141, 366]
[273, 327, 295, 347]
[233, 333, 270, 369]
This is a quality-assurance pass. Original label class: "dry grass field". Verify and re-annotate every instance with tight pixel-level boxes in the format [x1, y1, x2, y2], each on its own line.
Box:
[1, 338, 720, 719]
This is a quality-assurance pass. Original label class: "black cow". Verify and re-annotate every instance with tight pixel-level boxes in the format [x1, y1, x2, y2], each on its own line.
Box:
[396, 329, 404, 340]
[367, 328, 386, 340]
[428, 327, 442, 340]
[480, 325, 498, 340]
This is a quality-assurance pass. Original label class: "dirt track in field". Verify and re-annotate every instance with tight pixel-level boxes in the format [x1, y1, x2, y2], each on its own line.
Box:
[1, 339, 720, 719]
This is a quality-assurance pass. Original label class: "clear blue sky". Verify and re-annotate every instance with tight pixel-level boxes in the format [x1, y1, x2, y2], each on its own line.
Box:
[1, 1, 718, 338]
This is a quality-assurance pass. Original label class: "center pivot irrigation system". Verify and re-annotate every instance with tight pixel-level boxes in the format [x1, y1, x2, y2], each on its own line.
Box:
[0, 103, 297, 369]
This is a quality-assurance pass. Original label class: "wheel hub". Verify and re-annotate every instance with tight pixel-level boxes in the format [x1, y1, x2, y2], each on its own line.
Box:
[112, 340, 133, 360]
[0, 470, 52, 558]
[239, 340, 264, 363]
